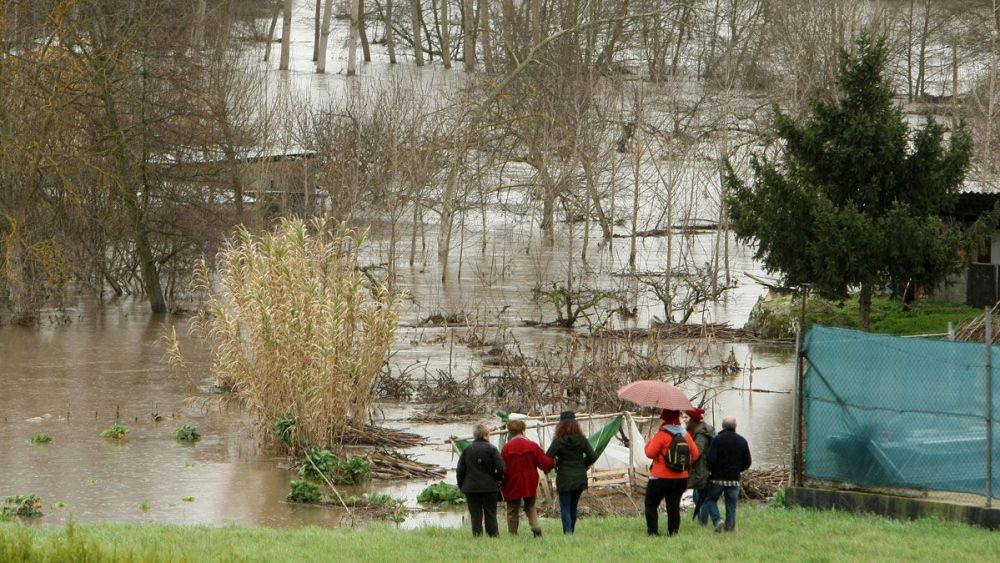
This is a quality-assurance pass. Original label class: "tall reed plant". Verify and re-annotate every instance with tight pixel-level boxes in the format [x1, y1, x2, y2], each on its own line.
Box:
[194, 219, 399, 453]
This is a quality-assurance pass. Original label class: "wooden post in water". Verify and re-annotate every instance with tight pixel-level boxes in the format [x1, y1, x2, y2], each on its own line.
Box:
[986, 307, 994, 507]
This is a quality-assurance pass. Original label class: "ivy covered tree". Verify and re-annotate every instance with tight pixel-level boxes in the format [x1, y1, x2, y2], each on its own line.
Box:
[726, 34, 978, 331]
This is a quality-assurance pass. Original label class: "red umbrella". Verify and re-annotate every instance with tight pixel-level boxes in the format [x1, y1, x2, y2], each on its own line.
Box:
[617, 380, 694, 411]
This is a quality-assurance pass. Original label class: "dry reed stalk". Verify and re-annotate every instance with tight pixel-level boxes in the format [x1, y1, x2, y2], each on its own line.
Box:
[193, 218, 399, 453]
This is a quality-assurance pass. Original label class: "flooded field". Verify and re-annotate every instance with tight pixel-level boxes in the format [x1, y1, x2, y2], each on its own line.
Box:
[0, 0, 797, 530]
[0, 221, 793, 528]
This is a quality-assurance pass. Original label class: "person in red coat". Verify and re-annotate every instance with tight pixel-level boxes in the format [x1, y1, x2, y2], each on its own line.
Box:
[500, 419, 554, 537]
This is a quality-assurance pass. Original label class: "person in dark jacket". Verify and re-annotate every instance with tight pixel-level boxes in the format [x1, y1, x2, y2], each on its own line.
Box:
[545, 411, 597, 534]
[457, 423, 506, 537]
[500, 419, 554, 537]
[684, 407, 716, 525]
[703, 416, 752, 532]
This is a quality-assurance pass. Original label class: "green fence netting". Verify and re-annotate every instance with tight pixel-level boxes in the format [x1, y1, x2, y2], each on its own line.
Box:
[452, 415, 624, 460]
[803, 325, 1000, 496]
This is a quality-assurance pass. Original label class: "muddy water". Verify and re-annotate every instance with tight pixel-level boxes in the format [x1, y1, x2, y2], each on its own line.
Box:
[0, 236, 793, 529]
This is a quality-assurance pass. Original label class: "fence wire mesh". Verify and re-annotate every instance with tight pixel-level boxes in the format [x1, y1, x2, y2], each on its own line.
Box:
[801, 326, 999, 502]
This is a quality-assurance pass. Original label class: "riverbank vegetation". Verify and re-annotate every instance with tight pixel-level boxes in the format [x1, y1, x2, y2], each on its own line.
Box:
[1, 507, 996, 562]
[188, 219, 399, 453]
[747, 294, 982, 338]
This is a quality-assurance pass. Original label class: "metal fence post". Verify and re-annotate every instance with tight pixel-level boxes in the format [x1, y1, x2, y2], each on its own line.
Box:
[986, 308, 994, 507]
[792, 320, 801, 486]
[792, 287, 809, 487]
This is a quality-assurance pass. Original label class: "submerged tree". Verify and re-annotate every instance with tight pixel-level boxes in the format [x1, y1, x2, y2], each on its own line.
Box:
[726, 35, 975, 331]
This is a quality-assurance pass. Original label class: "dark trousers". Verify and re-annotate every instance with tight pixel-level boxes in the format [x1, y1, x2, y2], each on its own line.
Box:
[557, 489, 583, 533]
[465, 492, 499, 537]
[644, 477, 687, 535]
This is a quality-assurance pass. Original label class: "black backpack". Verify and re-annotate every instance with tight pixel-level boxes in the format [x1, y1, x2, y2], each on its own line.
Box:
[663, 431, 691, 472]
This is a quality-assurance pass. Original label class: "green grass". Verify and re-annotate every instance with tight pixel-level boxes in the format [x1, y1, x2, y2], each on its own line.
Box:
[1, 506, 997, 562]
[806, 297, 981, 336]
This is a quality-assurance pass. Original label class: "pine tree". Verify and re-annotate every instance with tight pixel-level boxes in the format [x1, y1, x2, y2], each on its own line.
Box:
[726, 35, 975, 331]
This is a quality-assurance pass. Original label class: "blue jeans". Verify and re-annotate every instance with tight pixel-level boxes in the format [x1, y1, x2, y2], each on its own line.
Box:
[558, 490, 583, 533]
[704, 483, 740, 531]
[691, 488, 710, 525]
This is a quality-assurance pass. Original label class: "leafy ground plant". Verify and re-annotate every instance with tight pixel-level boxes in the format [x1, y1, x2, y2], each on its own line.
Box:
[30, 434, 52, 444]
[173, 425, 200, 441]
[333, 456, 371, 485]
[274, 414, 297, 447]
[417, 482, 465, 504]
[299, 450, 370, 485]
[100, 423, 129, 441]
[346, 493, 403, 508]
[1, 495, 43, 520]
[299, 449, 337, 482]
[286, 480, 321, 504]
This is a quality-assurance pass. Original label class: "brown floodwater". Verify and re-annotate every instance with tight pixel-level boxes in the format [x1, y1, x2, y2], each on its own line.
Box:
[0, 288, 793, 529]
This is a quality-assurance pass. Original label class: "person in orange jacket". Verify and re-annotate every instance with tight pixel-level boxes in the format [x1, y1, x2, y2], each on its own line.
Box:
[644, 408, 700, 536]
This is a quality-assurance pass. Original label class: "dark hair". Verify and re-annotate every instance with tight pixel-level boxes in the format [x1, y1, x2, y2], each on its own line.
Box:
[554, 420, 583, 439]
[507, 420, 526, 436]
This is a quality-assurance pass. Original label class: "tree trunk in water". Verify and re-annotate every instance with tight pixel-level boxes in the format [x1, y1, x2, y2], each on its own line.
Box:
[313, 0, 321, 60]
[193, 0, 206, 60]
[906, 0, 914, 101]
[530, 0, 541, 45]
[987, 0, 999, 172]
[280, 0, 292, 70]
[440, 0, 452, 69]
[348, 0, 359, 75]
[317, 0, 335, 73]
[916, 0, 930, 98]
[359, 0, 371, 62]
[264, 2, 281, 61]
[386, 0, 397, 63]
[952, 44, 960, 127]
[859, 282, 872, 332]
[411, 0, 424, 65]
[478, 0, 493, 72]
[463, 0, 475, 71]
[137, 224, 167, 314]
[438, 162, 460, 281]
[540, 173, 556, 247]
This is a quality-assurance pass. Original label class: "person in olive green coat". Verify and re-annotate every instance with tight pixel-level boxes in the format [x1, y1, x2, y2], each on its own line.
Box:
[684, 407, 716, 525]
[545, 411, 597, 534]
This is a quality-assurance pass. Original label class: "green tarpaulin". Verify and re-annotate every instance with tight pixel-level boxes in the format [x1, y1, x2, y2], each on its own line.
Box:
[452, 414, 623, 459]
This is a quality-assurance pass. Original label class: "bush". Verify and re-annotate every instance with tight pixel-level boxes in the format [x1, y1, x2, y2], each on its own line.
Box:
[274, 413, 297, 447]
[417, 482, 465, 504]
[174, 425, 200, 441]
[345, 492, 404, 508]
[299, 449, 370, 485]
[100, 423, 129, 441]
[333, 456, 371, 485]
[194, 219, 400, 453]
[30, 434, 52, 444]
[287, 480, 322, 503]
[1, 495, 43, 519]
[299, 448, 337, 482]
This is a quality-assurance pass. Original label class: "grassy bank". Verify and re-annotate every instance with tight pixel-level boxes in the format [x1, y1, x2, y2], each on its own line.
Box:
[807, 297, 982, 335]
[748, 294, 982, 338]
[2, 506, 997, 562]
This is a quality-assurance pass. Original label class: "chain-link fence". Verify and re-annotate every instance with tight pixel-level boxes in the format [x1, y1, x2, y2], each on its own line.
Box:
[792, 325, 998, 505]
